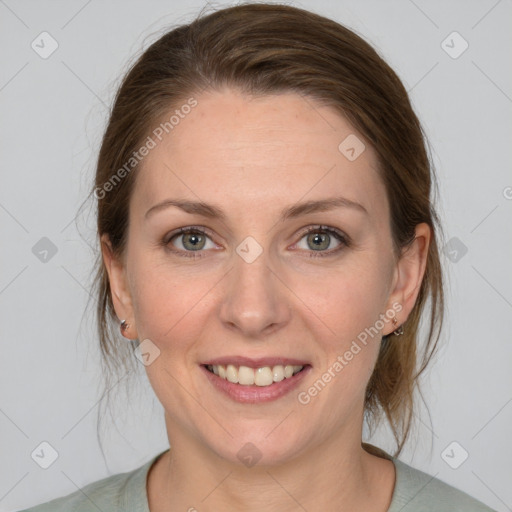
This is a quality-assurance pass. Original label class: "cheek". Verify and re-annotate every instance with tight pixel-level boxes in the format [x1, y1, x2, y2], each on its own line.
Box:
[295, 265, 385, 417]
[128, 253, 218, 348]
[128, 258, 215, 404]
[292, 257, 390, 346]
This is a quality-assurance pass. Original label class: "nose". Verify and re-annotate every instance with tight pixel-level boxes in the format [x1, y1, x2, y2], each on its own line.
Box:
[218, 249, 291, 338]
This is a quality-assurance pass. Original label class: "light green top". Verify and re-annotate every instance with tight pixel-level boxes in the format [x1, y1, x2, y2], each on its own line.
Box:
[19, 444, 496, 511]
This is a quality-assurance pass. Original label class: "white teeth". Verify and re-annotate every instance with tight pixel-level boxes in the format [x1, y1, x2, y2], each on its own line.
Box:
[254, 367, 273, 386]
[272, 365, 284, 382]
[207, 364, 304, 387]
[226, 364, 238, 384]
[238, 365, 255, 385]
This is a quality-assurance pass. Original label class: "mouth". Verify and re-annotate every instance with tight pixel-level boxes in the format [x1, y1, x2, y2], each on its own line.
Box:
[205, 363, 305, 387]
[201, 358, 311, 403]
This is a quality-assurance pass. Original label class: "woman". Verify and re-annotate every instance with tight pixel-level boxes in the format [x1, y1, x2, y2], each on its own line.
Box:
[21, 3, 496, 511]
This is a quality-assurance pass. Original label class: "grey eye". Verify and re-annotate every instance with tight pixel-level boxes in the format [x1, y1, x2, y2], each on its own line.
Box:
[296, 230, 342, 252]
[170, 230, 216, 251]
[307, 232, 331, 251]
[181, 232, 206, 251]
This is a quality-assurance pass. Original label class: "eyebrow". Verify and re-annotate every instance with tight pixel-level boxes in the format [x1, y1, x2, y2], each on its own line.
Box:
[144, 196, 368, 221]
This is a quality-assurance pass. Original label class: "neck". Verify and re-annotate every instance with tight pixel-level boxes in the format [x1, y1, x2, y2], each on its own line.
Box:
[148, 420, 394, 512]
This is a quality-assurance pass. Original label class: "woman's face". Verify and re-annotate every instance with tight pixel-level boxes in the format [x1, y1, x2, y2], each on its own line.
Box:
[104, 88, 428, 465]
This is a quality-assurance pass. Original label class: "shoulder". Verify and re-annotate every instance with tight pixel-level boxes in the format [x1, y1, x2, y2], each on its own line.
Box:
[17, 452, 164, 512]
[390, 457, 497, 512]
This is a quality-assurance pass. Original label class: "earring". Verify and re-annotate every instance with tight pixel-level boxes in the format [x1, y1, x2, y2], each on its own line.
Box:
[392, 316, 404, 336]
[120, 319, 130, 337]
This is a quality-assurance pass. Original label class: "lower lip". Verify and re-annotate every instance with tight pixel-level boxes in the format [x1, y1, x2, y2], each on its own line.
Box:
[201, 365, 311, 404]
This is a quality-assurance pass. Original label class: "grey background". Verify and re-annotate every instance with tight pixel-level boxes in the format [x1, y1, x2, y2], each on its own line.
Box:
[1, 1, 511, 511]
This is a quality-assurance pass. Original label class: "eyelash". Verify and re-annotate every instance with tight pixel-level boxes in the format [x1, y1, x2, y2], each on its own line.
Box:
[162, 225, 350, 259]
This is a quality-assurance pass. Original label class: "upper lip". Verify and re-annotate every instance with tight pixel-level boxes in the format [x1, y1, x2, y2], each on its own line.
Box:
[202, 356, 310, 368]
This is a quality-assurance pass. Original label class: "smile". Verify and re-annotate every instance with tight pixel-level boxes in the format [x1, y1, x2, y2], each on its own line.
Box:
[206, 364, 304, 387]
[201, 359, 311, 403]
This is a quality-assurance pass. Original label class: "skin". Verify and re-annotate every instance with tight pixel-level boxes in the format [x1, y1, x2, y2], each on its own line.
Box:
[102, 88, 430, 511]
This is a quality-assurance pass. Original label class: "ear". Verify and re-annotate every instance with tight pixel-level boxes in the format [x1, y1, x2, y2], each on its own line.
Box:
[383, 223, 431, 336]
[100, 234, 138, 340]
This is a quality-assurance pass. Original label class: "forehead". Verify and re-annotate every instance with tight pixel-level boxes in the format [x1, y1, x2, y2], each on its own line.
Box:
[132, 89, 388, 222]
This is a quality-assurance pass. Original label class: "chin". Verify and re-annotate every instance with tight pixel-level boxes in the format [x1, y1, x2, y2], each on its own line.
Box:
[201, 424, 311, 468]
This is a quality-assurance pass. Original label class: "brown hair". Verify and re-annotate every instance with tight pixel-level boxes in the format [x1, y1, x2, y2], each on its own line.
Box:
[90, 2, 445, 457]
